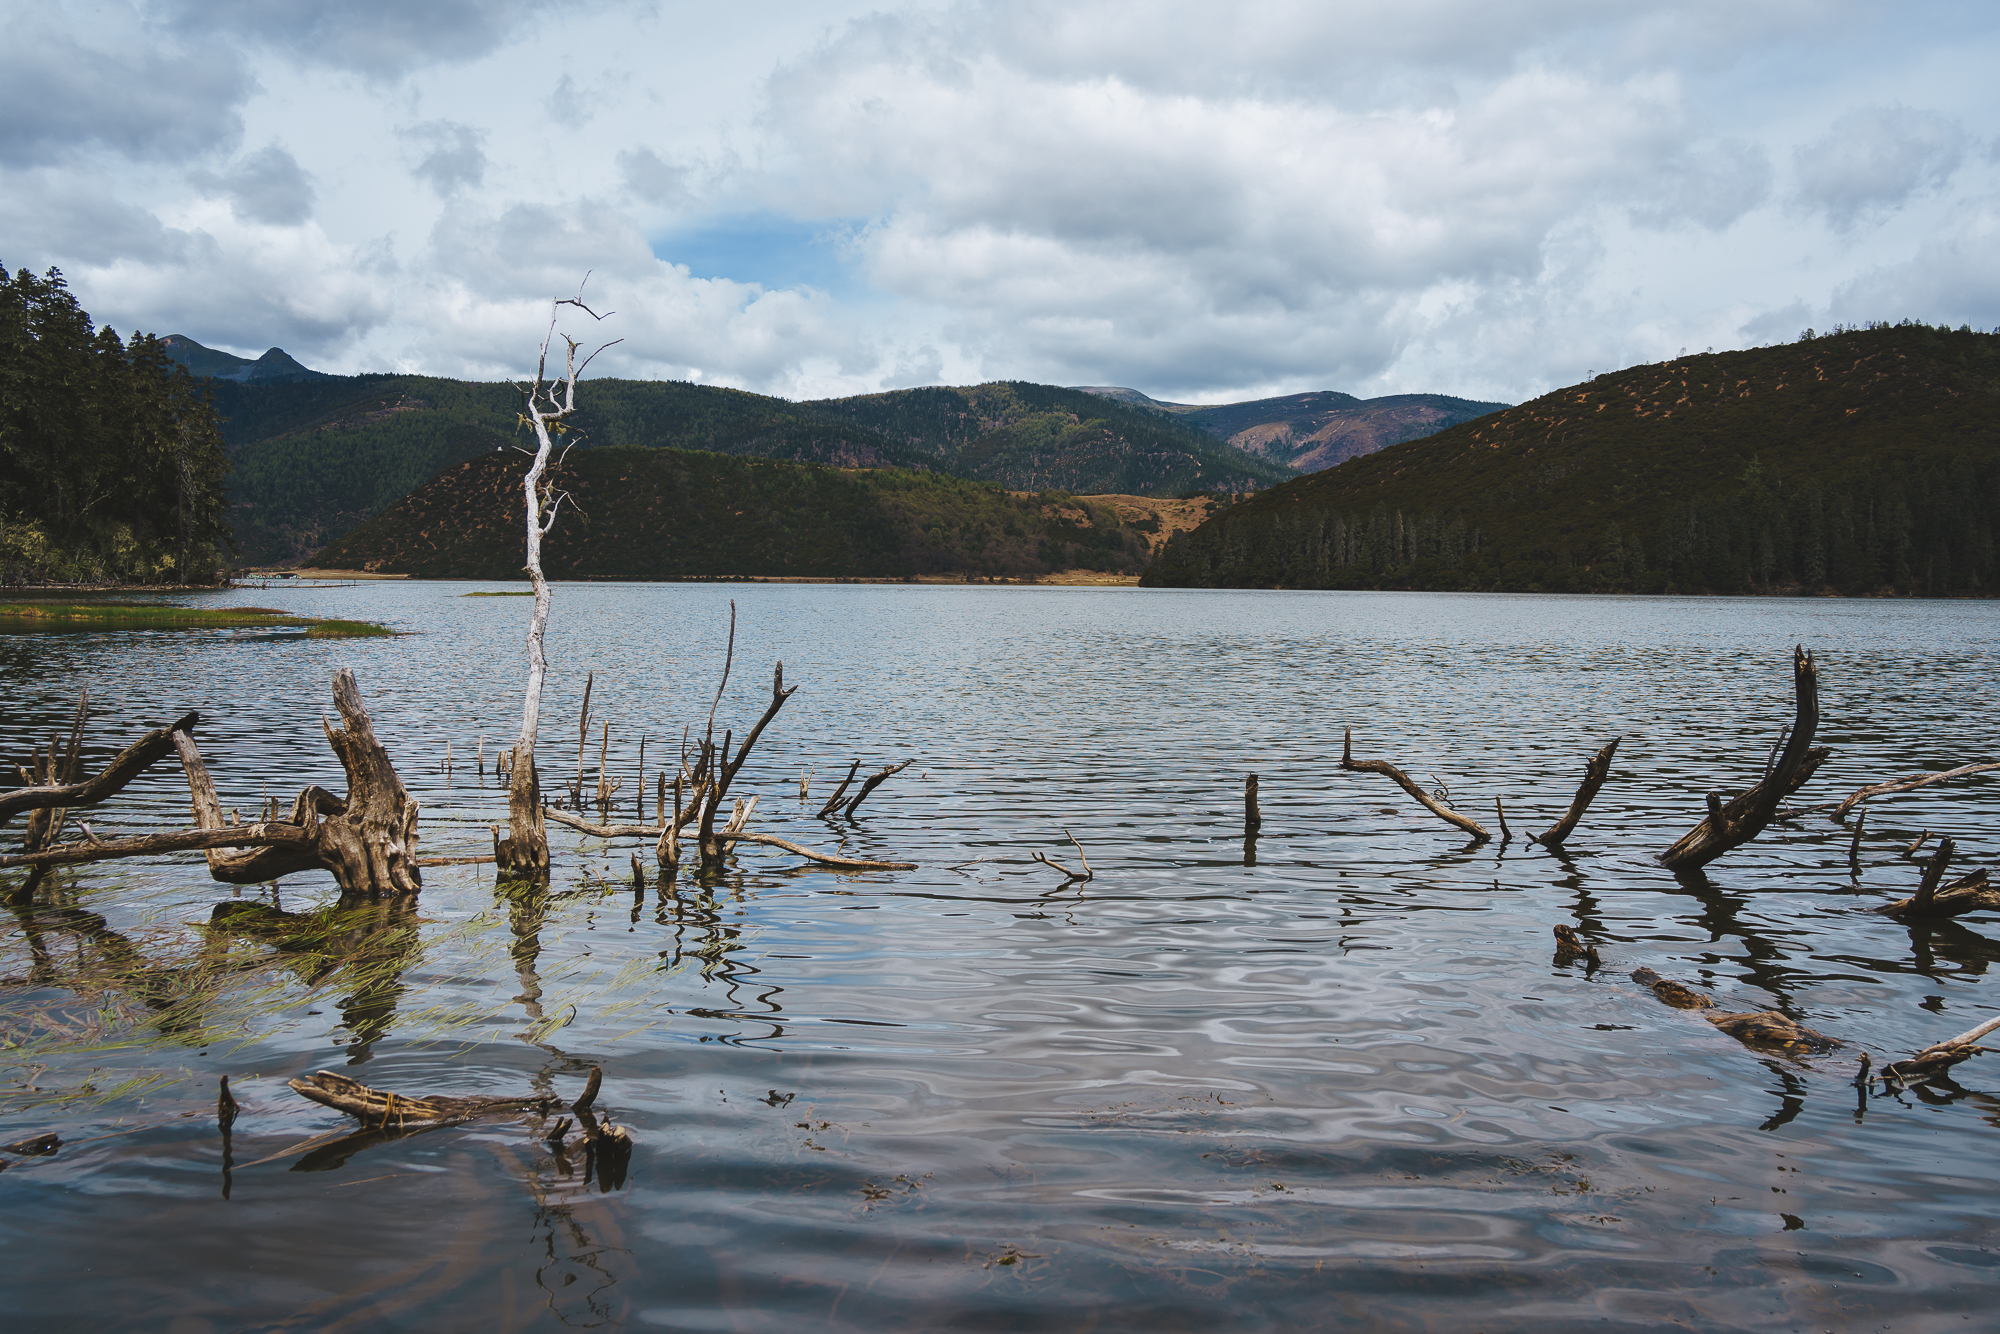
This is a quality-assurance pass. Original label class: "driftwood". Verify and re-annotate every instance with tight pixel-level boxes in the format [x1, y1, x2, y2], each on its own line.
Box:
[288, 1069, 560, 1127]
[1552, 925, 1600, 968]
[1631, 967, 1838, 1052]
[1819, 762, 2000, 823]
[1879, 1014, 2000, 1088]
[1030, 828, 1093, 882]
[1339, 728, 1491, 841]
[1848, 810, 1867, 876]
[1533, 739, 1620, 848]
[840, 759, 912, 819]
[0, 708, 198, 827]
[1660, 647, 1829, 871]
[816, 760, 861, 820]
[1873, 839, 2000, 921]
[1244, 775, 1261, 837]
[0, 821, 316, 870]
[697, 663, 798, 865]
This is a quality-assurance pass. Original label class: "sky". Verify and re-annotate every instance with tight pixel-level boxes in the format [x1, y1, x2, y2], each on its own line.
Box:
[4, 0, 1997, 406]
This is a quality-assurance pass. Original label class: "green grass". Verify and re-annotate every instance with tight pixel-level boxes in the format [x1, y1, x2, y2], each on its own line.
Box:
[0, 602, 395, 635]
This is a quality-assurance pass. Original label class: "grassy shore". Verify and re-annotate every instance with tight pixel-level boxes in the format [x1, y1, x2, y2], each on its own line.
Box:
[0, 602, 394, 636]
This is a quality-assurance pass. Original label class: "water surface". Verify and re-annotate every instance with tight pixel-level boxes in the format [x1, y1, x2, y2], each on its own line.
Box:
[3, 584, 1998, 1331]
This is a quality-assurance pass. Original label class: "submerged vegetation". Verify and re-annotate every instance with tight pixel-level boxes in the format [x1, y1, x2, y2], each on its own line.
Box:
[1146, 322, 2000, 595]
[1, 266, 232, 585]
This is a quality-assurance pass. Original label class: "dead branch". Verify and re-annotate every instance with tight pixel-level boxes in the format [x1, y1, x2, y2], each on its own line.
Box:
[289, 1069, 558, 1127]
[1848, 809, 1867, 876]
[540, 805, 912, 869]
[1660, 647, 1828, 872]
[841, 759, 912, 818]
[0, 821, 317, 870]
[816, 760, 861, 820]
[0, 709, 199, 826]
[1880, 1013, 2000, 1088]
[1631, 966, 1837, 1052]
[1817, 762, 2000, 823]
[1244, 774, 1261, 837]
[1030, 828, 1093, 882]
[1339, 728, 1491, 840]
[1552, 925, 1599, 968]
[1873, 839, 2000, 920]
[1533, 738, 1620, 848]
[698, 661, 798, 864]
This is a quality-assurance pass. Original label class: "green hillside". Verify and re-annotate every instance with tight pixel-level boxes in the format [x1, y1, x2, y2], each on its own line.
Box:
[217, 374, 1279, 565]
[802, 382, 1292, 494]
[1143, 323, 2000, 596]
[310, 446, 1151, 580]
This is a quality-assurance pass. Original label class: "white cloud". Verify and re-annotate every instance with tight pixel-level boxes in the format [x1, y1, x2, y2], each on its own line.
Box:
[1792, 105, 1970, 230]
[5, 0, 1997, 403]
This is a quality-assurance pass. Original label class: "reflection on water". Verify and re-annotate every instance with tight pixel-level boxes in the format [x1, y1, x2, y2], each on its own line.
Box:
[2, 583, 1999, 1330]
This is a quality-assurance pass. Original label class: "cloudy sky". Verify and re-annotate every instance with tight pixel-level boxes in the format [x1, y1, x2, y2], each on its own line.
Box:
[4, 1, 1996, 404]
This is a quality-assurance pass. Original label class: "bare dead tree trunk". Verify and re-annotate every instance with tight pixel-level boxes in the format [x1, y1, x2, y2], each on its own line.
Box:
[1, 707, 198, 827]
[1660, 647, 1828, 872]
[1819, 762, 2000, 823]
[697, 664, 798, 867]
[496, 284, 618, 880]
[1533, 738, 1619, 848]
[839, 759, 912, 819]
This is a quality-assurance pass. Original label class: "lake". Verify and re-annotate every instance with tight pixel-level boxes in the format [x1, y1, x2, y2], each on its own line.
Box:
[3, 582, 1999, 1331]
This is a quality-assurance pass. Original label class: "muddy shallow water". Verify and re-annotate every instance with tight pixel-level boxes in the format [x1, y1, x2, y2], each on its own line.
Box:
[3, 583, 1999, 1332]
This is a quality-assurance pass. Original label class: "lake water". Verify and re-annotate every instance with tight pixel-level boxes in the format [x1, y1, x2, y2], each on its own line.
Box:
[3, 583, 1999, 1332]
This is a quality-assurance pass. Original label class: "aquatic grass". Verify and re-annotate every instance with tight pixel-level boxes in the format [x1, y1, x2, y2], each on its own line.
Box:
[0, 602, 395, 637]
[461, 590, 535, 597]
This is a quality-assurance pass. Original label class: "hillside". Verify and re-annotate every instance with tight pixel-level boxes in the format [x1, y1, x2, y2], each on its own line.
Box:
[212, 374, 1279, 565]
[1142, 323, 2000, 596]
[309, 447, 1153, 580]
[1071, 385, 1507, 469]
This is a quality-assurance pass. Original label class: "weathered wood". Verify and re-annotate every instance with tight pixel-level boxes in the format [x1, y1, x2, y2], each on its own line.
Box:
[572, 1066, 602, 1114]
[1552, 925, 1599, 967]
[1874, 849, 2000, 921]
[1631, 966, 1716, 1010]
[288, 1069, 557, 1126]
[841, 758, 912, 819]
[698, 662, 799, 864]
[1705, 1010, 1839, 1053]
[173, 730, 330, 883]
[1244, 774, 1261, 837]
[1848, 809, 1867, 876]
[1493, 796, 1512, 843]
[1533, 738, 1620, 848]
[0, 821, 318, 870]
[0, 709, 198, 826]
[1030, 828, 1093, 882]
[1339, 728, 1491, 841]
[1820, 762, 2000, 823]
[1660, 647, 1827, 871]
[816, 760, 862, 820]
[218, 1076, 239, 1132]
[1880, 1014, 2000, 1087]
[541, 805, 915, 870]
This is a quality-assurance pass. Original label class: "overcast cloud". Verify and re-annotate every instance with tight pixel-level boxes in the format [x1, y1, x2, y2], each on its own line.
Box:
[3, 0, 1995, 403]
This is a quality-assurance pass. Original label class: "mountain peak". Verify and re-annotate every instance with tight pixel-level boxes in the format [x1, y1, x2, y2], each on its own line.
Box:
[161, 334, 327, 383]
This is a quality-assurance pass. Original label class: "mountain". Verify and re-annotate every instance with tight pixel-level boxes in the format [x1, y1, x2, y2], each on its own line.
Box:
[204, 372, 1285, 565]
[308, 446, 1153, 580]
[1142, 323, 2000, 597]
[1070, 385, 1508, 470]
[160, 335, 328, 383]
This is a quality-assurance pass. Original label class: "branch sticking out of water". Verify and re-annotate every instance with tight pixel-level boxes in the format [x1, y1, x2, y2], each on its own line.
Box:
[1339, 728, 1491, 841]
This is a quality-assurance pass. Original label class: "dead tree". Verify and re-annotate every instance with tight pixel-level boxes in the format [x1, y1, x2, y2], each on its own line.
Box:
[496, 283, 619, 880]
[1660, 647, 1829, 872]
[696, 664, 798, 867]
[1, 707, 199, 829]
[1339, 728, 1491, 841]
[2, 670, 424, 896]
[1533, 738, 1619, 848]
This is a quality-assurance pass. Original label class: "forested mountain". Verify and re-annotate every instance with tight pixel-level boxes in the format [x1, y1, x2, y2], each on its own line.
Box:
[210, 372, 1283, 564]
[0, 266, 232, 584]
[311, 447, 1152, 580]
[1144, 323, 2000, 596]
[1071, 385, 1508, 469]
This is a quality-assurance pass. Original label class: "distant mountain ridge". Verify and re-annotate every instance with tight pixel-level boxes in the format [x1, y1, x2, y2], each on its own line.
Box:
[1143, 323, 2000, 597]
[160, 334, 328, 383]
[1070, 385, 1509, 470]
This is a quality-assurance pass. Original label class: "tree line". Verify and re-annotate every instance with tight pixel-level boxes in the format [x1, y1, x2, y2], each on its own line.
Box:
[0, 265, 231, 585]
